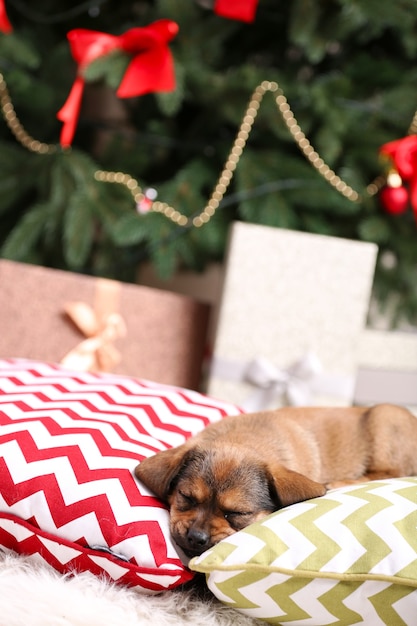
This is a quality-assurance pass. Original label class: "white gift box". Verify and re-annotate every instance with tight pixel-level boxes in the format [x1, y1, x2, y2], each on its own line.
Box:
[355, 329, 417, 415]
[206, 222, 378, 410]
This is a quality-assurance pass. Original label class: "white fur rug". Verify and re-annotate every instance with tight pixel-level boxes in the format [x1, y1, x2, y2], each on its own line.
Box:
[0, 550, 262, 626]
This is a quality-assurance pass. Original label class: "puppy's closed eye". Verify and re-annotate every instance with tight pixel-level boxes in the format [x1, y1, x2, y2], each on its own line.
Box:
[223, 510, 254, 530]
[177, 491, 198, 511]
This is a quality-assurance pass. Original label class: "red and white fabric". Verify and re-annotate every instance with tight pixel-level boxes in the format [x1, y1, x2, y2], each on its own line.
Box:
[0, 359, 241, 592]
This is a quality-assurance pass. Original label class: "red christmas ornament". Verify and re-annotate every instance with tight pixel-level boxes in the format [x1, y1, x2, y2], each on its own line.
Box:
[380, 184, 409, 215]
[379, 136, 417, 218]
[214, 0, 259, 22]
[0, 0, 12, 33]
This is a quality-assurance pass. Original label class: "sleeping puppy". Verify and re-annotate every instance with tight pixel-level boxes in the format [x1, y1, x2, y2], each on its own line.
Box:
[135, 403, 417, 557]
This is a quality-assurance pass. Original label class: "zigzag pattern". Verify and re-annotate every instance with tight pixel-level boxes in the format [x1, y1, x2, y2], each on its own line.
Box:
[0, 359, 241, 591]
[191, 478, 417, 624]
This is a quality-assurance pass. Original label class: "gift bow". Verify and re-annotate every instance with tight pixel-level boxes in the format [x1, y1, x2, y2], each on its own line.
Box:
[214, 0, 259, 22]
[57, 19, 179, 146]
[61, 301, 126, 372]
[242, 353, 324, 410]
[380, 135, 417, 213]
[0, 0, 12, 33]
[210, 353, 354, 411]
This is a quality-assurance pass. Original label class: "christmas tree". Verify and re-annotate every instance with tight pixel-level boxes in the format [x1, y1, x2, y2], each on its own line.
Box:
[1, 0, 417, 326]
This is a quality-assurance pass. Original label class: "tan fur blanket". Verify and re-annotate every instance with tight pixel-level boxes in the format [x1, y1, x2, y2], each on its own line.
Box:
[0, 550, 262, 626]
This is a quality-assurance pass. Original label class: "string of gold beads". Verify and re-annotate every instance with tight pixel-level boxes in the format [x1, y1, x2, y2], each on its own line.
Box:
[1, 72, 406, 228]
[0, 73, 56, 154]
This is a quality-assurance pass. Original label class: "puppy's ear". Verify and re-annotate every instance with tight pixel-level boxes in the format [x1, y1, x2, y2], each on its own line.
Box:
[267, 464, 327, 507]
[135, 444, 190, 501]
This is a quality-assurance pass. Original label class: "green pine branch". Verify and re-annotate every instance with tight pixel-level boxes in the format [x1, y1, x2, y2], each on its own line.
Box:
[0, 0, 417, 324]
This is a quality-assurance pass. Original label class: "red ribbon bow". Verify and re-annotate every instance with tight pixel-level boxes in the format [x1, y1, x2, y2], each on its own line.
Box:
[214, 0, 259, 22]
[380, 135, 417, 216]
[0, 0, 12, 33]
[57, 19, 179, 147]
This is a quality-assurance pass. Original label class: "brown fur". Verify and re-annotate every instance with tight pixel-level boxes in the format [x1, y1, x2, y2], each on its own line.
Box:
[135, 403, 417, 557]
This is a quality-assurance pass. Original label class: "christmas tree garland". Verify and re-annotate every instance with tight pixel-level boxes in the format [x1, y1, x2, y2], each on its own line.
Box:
[1, 0, 417, 226]
[1, 70, 416, 228]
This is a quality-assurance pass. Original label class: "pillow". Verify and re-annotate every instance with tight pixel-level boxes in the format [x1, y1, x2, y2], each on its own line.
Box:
[190, 478, 417, 625]
[0, 358, 241, 592]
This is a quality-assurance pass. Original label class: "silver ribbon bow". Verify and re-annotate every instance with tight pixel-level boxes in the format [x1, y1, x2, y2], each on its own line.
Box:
[209, 353, 354, 411]
[242, 353, 323, 411]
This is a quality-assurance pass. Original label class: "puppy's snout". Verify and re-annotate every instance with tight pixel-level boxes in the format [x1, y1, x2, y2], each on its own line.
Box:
[186, 527, 210, 552]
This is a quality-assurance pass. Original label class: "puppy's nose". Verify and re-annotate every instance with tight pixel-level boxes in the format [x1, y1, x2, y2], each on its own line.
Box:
[187, 528, 210, 551]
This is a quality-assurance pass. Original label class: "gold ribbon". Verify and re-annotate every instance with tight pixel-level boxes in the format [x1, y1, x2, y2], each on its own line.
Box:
[60, 278, 126, 372]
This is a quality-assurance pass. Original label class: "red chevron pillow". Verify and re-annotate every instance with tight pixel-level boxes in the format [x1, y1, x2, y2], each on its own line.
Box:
[0, 359, 241, 592]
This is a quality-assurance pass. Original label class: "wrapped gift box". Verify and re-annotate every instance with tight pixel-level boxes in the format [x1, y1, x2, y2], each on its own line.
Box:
[355, 329, 417, 414]
[0, 260, 210, 390]
[206, 223, 378, 409]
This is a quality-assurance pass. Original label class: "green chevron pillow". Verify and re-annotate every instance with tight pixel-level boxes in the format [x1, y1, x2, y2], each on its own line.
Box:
[190, 478, 417, 625]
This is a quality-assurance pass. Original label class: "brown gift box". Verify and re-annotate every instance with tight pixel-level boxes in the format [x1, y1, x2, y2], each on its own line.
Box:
[0, 260, 210, 390]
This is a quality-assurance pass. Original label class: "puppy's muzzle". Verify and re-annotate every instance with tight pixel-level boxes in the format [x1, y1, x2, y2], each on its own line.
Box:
[183, 527, 211, 556]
